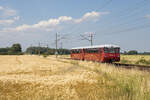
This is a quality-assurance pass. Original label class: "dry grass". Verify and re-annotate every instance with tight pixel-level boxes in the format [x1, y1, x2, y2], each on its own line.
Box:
[0, 55, 149, 100]
[120, 55, 150, 65]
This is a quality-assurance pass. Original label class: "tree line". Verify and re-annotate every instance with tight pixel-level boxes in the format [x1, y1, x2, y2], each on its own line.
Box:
[26, 47, 70, 55]
[0, 43, 150, 55]
[0, 43, 70, 55]
[122, 50, 150, 55]
[0, 44, 22, 55]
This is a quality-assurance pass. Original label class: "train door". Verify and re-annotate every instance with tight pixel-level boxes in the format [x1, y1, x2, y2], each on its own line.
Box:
[100, 48, 105, 62]
[99, 48, 102, 62]
[82, 49, 85, 60]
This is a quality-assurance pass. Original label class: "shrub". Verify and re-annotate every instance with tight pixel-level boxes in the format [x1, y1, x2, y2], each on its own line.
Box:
[120, 58, 130, 64]
[43, 53, 49, 58]
[136, 57, 150, 65]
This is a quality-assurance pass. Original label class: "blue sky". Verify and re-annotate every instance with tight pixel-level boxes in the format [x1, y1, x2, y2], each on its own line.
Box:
[0, 0, 150, 52]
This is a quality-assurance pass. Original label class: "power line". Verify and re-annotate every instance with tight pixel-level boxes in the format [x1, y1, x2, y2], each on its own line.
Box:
[54, 32, 68, 57]
[116, 0, 150, 17]
[62, 0, 150, 40]
[99, 5, 150, 30]
[53, 0, 150, 48]
[59, 0, 113, 38]
[95, 16, 148, 34]
[80, 32, 95, 46]
[101, 22, 150, 36]
[90, 0, 150, 38]
[94, 0, 150, 29]
[55, 33, 58, 58]
[95, 0, 112, 11]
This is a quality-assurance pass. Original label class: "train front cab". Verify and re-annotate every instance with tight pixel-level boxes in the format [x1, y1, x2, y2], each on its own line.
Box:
[101, 47, 120, 63]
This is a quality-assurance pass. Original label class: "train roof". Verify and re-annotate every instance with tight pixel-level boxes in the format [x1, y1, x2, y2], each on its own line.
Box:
[71, 44, 120, 50]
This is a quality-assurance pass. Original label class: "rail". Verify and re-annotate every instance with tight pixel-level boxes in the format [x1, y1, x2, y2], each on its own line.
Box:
[113, 63, 150, 71]
[62, 57, 150, 71]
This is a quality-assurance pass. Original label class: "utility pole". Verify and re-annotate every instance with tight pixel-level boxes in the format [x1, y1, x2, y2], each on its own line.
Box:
[60, 42, 63, 49]
[30, 44, 33, 55]
[38, 42, 41, 56]
[60, 42, 63, 55]
[80, 32, 94, 46]
[54, 33, 67, 57]
[90, 33, 93, 46]
[47, 44, 49, 53]
[55, 33, 58, 58]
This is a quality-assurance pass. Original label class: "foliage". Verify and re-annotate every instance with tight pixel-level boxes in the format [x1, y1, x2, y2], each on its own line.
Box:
[120, 55, 150, 66]
[0, 47, 10, 55]
[0, 43, 22, 55]
[10, 44, 22, 53]
[122, 51, 150, 55]
[120, 58, 130, 64]
[42, 53, 49, 58]
[26, 46, 70, 55]
[127, 50, 138, 55]
[136, 57, 150, 65]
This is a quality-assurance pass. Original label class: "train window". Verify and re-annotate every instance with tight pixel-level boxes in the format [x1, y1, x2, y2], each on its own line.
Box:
[72, 49, 80, 53]
[109, 48, 115, 53]
[115, 48, 120, 53]
[104, 48, 109, 53]
[92, 48, 99, 53]
[85, 49, 90, 53]
[72, 50, 75, 53]
[76, 49, 80, 53]
[85, 48, 99, 53]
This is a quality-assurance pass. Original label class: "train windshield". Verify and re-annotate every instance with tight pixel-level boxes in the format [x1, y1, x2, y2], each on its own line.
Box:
[115, 48, 120, 53]
[104, 48, 120, 53]
[109, 48, 115, 53]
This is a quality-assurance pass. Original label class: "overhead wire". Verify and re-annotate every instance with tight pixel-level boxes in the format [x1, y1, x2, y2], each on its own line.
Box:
[100, 22, 150, 36]
[56, 0, 150, 47]
[93, 0, 150, 32]
[60, 0, 113, 36]
[93, 0, 150, 37]
[69, 0, 150, 36]
[58, 0, 113, 45]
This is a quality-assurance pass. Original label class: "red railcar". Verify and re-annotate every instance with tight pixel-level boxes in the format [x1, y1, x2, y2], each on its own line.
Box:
[71, 44, 120, 63]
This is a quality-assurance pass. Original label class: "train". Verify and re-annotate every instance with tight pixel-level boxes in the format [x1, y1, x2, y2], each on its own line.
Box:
[70, 44, 120, 63]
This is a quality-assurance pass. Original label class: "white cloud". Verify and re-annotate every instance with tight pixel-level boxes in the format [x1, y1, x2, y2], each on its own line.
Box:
[0, 16, 20, 25]
[145, 15, 150, 18]
[0, 6, 19, 26]
[32, 16, 72, 28]
[0, 6, 17, 17]
[74, 11, 109, 23]
[10, 16, 72, 31]
[14, 16, 20, 20]
[3, 8, 17, 17]
[0, 6, 4, 10]
[2, 11, 108, 32]
[0, 19, 15, 25]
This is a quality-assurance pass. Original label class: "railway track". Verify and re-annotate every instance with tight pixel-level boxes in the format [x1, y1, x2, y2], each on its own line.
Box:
[62, 57, 150, 71]
[113, 63, 150, 71]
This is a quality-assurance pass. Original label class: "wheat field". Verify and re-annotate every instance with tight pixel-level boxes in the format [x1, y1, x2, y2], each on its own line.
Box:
[0, 55, 149, 100]
[120, 55, 150, 65]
